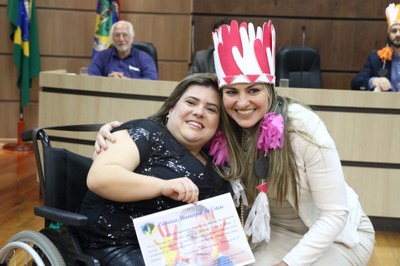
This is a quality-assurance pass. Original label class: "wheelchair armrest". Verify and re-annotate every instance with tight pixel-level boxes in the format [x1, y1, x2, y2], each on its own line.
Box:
[34, 206, 88, 227]
[21, 129, 34, 142]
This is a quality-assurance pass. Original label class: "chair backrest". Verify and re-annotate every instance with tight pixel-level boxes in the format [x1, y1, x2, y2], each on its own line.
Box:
[23, 124, 102, 213]
[43, 145, 92, 212]
[276, 46, 322, 88]
[133, 41, 158, 71]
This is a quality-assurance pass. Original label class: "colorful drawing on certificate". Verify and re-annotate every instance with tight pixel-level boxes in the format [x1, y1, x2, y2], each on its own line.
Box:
[133, 193, 255, 266]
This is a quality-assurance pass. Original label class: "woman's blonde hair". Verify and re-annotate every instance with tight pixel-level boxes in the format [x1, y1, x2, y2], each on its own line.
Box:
[216, 84, 300, 209]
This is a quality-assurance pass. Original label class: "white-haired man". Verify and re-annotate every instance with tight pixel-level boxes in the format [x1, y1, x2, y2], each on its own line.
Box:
[88, 20, 158, 80]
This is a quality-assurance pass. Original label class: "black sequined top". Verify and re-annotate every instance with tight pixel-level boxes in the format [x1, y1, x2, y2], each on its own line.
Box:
[77, 119, 232, 248]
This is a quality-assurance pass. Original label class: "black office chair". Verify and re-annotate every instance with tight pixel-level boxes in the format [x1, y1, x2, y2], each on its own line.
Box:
[276, 46, 322, 88]
[133, 41, 159, 72]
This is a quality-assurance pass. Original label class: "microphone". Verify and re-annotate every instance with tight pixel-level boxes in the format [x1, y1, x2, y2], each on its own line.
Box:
[191, 20, 195, 54]
[300, 25, 306, 87]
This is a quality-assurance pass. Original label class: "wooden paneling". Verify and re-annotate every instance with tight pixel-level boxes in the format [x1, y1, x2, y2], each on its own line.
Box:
[276, 87, 400, 218]
[158, 62, 188, 81]
[273, 20, 387, 71]
[0, 55, 19, 100]
[36, 0, 191, 13]
[322, 73, 355, 90]
[0, 103, 38, 138]
[38, 72, 177, 156]
[276, 87, 400, 217]
[38, 10, 94, 57]
[0, 6, 12, 53]
[2, 55, 90, 100]
[344, 167, 400, 217]
[193, 16, 388, 70]
[276, 87, 400, 162]
[39, 71, 177, 156]
[122, 14, 191, 61]
[122, 0, 191, 14]
[317, 112, 400, 164]
[37, 11, 192, 61]
[193, 0, 385, 19]
[0, 55, 39, 104]
[41, 57, 92, 76]
[36, 0, 96, 10]
[191, 1, 389, 90]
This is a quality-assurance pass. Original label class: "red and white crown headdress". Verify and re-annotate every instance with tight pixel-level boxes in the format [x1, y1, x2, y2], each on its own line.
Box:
[212, 20, 276, 88]
[386, 3, 400, 31]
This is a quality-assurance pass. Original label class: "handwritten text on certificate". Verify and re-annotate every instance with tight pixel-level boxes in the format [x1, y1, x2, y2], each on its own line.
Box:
[133, 193, 255, 266]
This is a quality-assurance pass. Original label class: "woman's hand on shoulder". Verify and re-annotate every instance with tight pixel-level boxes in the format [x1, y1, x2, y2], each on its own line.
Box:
[93, 121, 122, 158]
[161, 177, 199, 204]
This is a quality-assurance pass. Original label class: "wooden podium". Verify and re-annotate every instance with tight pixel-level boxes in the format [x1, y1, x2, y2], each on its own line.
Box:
[276, 87, 400, 222]
[39, 70, 400, 221]
[39, 70, 177, 126]
[38, 70, 177, 156]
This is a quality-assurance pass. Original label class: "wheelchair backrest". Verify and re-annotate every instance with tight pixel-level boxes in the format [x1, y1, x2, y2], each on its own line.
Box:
[43, 146, 92, 212]
[23, 124, 102, 213]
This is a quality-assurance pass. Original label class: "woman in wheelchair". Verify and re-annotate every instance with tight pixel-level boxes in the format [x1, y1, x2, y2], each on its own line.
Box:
[74, 73, 232, 265]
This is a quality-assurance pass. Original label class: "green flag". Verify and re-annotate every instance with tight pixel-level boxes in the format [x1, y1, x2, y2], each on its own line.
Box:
[7, 0, 40, 108]
[92, 0, 120, 58]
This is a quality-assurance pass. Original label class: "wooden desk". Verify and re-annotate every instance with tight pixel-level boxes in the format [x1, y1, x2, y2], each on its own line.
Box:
[39, 70, 177, 125]
[39, 70, 400, 220]
[277, 87, 400, 221]
[39, 70, 177, 155]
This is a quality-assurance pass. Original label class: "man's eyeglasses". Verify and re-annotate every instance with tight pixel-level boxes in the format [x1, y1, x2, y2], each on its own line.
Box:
[112, 33, 130, 39]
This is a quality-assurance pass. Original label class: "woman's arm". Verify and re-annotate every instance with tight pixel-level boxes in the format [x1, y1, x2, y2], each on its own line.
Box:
[88, 129, 199, 204]
[283, 105, 349, 266]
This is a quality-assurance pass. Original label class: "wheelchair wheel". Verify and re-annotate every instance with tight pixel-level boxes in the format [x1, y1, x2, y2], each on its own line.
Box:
[0, 230, 65, 266]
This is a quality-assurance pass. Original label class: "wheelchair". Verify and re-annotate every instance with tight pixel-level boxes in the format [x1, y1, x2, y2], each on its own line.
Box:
[0, 124, 102, 265]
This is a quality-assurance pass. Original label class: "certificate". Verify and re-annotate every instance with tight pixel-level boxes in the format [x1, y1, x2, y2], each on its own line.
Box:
[133, 193, 255, 266]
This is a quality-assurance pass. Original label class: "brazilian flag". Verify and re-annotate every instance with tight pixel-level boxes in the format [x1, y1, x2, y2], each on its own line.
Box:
[7, 0, 40, 108]
[92, 0, 120, 58]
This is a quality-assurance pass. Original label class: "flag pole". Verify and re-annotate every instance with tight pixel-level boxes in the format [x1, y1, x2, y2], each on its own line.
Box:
[4, 0, 39, 152]
[3, 93, 33, 151]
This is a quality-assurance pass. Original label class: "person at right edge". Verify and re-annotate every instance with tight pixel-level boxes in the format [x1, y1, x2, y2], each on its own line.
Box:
[352, 3, 400, 92]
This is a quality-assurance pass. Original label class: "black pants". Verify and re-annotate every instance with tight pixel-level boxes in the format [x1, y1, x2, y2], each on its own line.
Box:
[84, 245, 145, 265]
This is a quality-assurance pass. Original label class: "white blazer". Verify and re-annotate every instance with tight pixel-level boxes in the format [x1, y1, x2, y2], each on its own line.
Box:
[283, 104, 363, 265]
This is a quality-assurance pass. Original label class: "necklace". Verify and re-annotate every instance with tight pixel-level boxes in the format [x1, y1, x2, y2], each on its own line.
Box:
[241, 128, 250, 151]
[240, 128, 268, 250]
[240, 128, 248, 227]
[208, 114, 282, 248]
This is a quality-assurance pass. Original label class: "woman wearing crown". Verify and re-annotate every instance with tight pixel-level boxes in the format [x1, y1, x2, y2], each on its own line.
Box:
[209, 20, 375, 266]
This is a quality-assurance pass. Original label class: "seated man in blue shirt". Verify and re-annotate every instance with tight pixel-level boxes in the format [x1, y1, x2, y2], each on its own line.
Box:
[88, 20, 158, 80]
